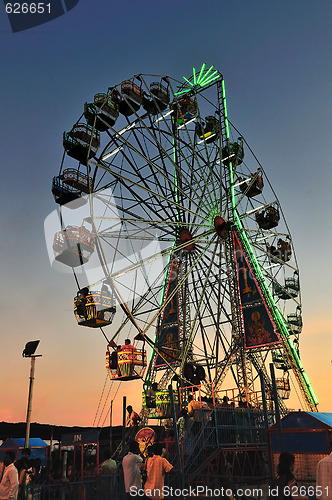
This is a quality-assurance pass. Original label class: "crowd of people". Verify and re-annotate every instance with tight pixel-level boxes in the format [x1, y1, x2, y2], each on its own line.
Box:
[0, 448, 51, 500]
[122, 440, 173, 500]
[0, 421, 331, 500]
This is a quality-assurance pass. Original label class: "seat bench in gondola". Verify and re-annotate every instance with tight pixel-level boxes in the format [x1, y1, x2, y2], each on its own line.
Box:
[239, 171, 263, 198]
[63, 123, 100, 165]
[142, 390, 179, 419]
[52, 168, 92, 207]
[84, 92, 119, 131]
[195, 115, 221, 144]
[106, 345, 146, 381]
[171, 95, 197, 125]
[255, 206, 280, 230]
[53, 220, 95, 267]
[143, 80, 170, 115]
[74, 288, 116, 327]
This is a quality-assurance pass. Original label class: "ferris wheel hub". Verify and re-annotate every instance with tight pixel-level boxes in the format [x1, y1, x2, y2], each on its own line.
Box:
[179, 228, 195, 253]
[214, 216, 230, 240]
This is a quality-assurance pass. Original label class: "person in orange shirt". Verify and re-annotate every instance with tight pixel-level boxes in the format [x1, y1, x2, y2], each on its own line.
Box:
[144, 444, 173, 500]
[126, 406, 142, 428]
[187, 395, 200, 418]
[120, 339, 137, 376]
[121, 339, 136, 351]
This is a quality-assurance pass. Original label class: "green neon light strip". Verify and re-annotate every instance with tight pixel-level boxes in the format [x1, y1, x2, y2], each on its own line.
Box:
[199, 64, 214, 84]
[175, 64, 221, 96]
[193, 67, 197, 85]
[202, 72, 220, 86]
[221, 80, 230, 138]
[197, 63, 206, 85]
[174, 89, 191, 96]
[183, 77, 194, 87]
[222, 79, 318, 407]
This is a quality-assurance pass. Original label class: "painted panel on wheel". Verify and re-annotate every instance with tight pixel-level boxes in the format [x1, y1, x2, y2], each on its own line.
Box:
[233, 232, 281, 348]
[154, 259, 180, 368]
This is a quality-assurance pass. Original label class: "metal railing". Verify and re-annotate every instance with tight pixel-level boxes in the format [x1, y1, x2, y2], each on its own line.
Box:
[26, 473, 124, 500]
[183, 406, 273, 483]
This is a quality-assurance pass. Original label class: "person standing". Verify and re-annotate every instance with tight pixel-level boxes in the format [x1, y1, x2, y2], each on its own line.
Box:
[14, 448, 31, 500]
[122, 440, 143, 498]
[268, 452, 307, 500]
[145, 383, 158, 409]
[99, 454, 117, 473]
[126, 406, 142, 429]
[120, 339, 137, 377]
[177, 409, 188, 441]
[316, 432, 332, 500]
[14, 448, 30, 476]
[125, 405, 142, 441]
[0, 451, 19, 500]
[144, 443, 173, 500]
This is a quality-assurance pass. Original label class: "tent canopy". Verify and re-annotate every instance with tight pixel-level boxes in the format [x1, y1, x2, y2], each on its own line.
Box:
[268, 411, 332, 431]
[0, 438, 48, 464]
[0, 438, 47, 449]
[267, 411, 332, 454]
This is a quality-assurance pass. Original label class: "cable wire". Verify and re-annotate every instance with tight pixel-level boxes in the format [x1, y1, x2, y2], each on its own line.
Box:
[100, 382, 122, 428]
[92, 374, 111, 427]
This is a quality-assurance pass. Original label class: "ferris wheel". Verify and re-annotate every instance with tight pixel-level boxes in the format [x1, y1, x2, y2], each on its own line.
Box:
[51, 64, 318, 415]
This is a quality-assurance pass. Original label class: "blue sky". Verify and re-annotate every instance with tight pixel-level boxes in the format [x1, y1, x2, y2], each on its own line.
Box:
[0, 0, 331, 426]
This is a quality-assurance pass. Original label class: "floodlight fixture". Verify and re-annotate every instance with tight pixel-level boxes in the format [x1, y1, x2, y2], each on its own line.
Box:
[22, 340, 40, 358]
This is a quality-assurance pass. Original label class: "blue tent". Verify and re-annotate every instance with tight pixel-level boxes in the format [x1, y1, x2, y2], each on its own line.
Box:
[268, 411, 332, 454]
[267, 411, 332, 485]
[0, 438, 48, 465]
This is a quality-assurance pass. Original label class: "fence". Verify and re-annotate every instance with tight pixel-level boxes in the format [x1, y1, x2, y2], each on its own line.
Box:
[183, 406, 272, 485]
[26, 473, 124, 500]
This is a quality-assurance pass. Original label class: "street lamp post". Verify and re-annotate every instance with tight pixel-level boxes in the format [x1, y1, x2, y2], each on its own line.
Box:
[23, 340, 42, 448]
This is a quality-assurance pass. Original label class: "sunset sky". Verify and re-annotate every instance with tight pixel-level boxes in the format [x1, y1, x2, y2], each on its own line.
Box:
[0, 0, 331, 430]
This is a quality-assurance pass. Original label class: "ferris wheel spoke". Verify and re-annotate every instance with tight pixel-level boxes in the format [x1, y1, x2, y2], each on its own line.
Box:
[189, 262, 223, 385]
[214, 240, 233, 369]
[148, 110, 219, 215]
[192, 253, 233, 347]
[148, 122, 218, 218]
[96, 159, 210, 225]
[194, 143, 221, 211]
[179, 237, 221, 369]
[100, 134, 180, 223]
[193, 261, 238, 390]
[94, 215, 210, 229]
[179, 145, 218, 216]
[112, 265, 167, 337]
[103, 229, 213, 283]
[140, 236, 217, 341]
[245, 228, 290, 240]
[103, 122, 213, 220]
[215, 241, 228, 356]
[119, 134, 182, 222]
[175, 125, 219, 214]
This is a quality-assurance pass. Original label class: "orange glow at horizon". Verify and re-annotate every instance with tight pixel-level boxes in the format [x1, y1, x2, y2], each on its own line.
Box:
[1, 313, 330, 431]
